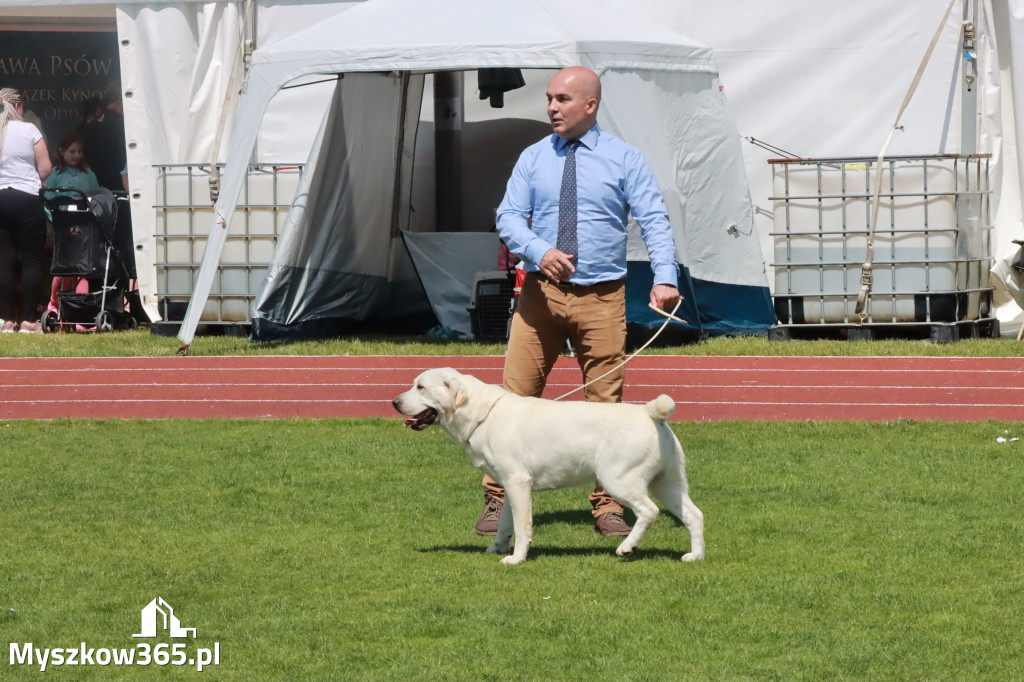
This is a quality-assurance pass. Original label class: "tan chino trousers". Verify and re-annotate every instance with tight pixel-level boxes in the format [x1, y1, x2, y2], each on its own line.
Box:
[483, 272, 627, 517]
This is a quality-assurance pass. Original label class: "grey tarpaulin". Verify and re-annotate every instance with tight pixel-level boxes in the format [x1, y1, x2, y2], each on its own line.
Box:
[250, 72, 425, 339]
[403, 231, 502, 336]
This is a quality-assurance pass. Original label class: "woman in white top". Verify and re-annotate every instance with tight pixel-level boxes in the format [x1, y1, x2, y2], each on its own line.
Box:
[0, 87, 51, 333]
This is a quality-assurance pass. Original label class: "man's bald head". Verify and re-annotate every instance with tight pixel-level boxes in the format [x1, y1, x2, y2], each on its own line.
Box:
[546, 66, 601, 139]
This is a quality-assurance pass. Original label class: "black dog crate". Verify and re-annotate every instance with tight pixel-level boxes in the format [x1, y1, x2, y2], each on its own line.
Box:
[467, 271, 515, 339]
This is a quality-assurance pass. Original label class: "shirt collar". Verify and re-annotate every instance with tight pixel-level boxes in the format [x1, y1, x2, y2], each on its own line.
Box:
[555, 124, 600, 152]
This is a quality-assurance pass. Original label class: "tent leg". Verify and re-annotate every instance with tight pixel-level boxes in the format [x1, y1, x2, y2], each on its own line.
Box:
[434, 71, 463, 231]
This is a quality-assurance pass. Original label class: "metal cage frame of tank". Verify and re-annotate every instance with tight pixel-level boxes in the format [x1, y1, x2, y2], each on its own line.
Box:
[768, 154, 996, 339]
[153, 163, 303, 328]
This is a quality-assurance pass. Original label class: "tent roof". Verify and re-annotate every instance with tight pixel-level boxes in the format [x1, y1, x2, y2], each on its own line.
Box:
[251, 0, 716, 84]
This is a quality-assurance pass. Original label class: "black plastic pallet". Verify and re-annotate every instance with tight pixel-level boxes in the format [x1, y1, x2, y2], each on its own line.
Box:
[770, 317, 1000, 343]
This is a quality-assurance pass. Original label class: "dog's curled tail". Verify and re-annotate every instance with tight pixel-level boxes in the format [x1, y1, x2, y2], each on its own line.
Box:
[645, 394, 675, 422]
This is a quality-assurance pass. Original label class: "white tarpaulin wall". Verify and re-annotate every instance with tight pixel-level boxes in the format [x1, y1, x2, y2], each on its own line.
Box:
[178, 0, 774, 344]
[600, 67, 762, 282]
[619, 0, 1024, 331]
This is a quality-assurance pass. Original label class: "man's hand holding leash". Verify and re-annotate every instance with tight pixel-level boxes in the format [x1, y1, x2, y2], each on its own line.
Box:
[650, 283, 680, 312]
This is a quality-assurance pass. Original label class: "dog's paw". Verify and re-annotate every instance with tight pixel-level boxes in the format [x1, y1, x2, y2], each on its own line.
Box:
[615, 545, 635, 557]
[500, 554, 526, 565]
[486, 542, 510, 554]
[680, 551, 704, 562]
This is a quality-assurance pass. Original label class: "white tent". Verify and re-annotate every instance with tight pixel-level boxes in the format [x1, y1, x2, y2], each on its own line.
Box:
[177, 0, 775, 345]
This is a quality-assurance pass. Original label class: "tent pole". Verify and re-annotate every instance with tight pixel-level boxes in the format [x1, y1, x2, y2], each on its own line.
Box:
[433, 70, 463, 231]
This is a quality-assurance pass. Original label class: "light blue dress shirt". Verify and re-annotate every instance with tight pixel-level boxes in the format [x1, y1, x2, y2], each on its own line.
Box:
[496, 124, 678, 287]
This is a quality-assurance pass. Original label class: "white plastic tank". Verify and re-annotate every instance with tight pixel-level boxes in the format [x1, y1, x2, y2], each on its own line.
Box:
[770, 155, 992, 326]
[154, 164, 301, 322]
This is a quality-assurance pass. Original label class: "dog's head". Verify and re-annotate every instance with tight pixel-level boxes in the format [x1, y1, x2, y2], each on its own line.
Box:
[392, 367, 469, 431]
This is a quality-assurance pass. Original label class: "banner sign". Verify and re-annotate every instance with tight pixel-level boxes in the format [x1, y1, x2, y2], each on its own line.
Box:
[0, 31, 120, 144]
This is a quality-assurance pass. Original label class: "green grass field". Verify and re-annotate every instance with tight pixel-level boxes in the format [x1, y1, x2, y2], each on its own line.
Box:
[2, 328, 1024, 357]
[2, 418, 1023, 681]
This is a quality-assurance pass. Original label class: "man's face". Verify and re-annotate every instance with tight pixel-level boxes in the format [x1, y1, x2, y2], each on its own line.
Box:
[546, 71, 597, 140]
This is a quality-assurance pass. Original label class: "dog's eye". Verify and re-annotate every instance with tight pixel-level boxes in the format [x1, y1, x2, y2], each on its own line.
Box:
[416, 384, 424, 390]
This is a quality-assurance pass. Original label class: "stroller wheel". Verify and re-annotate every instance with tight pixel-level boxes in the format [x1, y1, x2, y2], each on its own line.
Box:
[95, 310, 114, 332]
[41, 310, 59, 334]
[125, 315, 139, 330]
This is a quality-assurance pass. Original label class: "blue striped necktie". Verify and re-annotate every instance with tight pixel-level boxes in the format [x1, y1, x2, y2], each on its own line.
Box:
[556, 140, 580, 258]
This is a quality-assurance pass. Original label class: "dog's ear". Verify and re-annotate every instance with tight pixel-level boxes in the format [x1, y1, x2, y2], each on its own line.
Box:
[444, 375, 468, 410]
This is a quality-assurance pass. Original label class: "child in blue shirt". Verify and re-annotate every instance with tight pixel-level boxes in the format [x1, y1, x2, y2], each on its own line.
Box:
[44, 130, 98, 316]
[45, 130, 98, 192]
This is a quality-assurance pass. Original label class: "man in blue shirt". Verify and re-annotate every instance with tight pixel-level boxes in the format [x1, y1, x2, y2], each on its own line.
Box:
[475, 66, 681, 537]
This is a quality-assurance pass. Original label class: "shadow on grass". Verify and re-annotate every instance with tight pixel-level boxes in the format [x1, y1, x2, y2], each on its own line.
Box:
[418, 505, 691, 559]
[419, 509, 684, 560]
[417, 544, 684, 560]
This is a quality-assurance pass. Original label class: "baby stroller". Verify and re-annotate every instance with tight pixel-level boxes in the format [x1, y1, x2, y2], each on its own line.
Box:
[39, 186, 139, 333]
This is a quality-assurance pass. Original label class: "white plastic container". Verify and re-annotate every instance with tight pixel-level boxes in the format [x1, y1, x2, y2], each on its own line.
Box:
[771, 155, 991, 325]
[154, 164, 301, 322]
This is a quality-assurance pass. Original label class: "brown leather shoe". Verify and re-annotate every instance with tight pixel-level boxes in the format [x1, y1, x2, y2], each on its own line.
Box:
[594, 511, 631, 537]
[474, 494, 503, 536]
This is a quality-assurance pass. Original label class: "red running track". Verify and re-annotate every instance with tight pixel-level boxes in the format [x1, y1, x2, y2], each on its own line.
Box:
[2, 355, 1023, 421]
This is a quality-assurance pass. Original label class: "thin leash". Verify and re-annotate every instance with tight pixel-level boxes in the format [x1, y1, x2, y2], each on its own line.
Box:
[551, 299, 685, 402]
[854, 0, 957, 323]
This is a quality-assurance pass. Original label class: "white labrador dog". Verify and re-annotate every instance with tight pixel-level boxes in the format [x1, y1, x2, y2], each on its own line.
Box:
[393, 367, 705, 565]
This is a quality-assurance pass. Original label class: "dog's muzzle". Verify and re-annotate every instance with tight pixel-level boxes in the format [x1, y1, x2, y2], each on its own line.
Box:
[403, 407, 438, 431]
